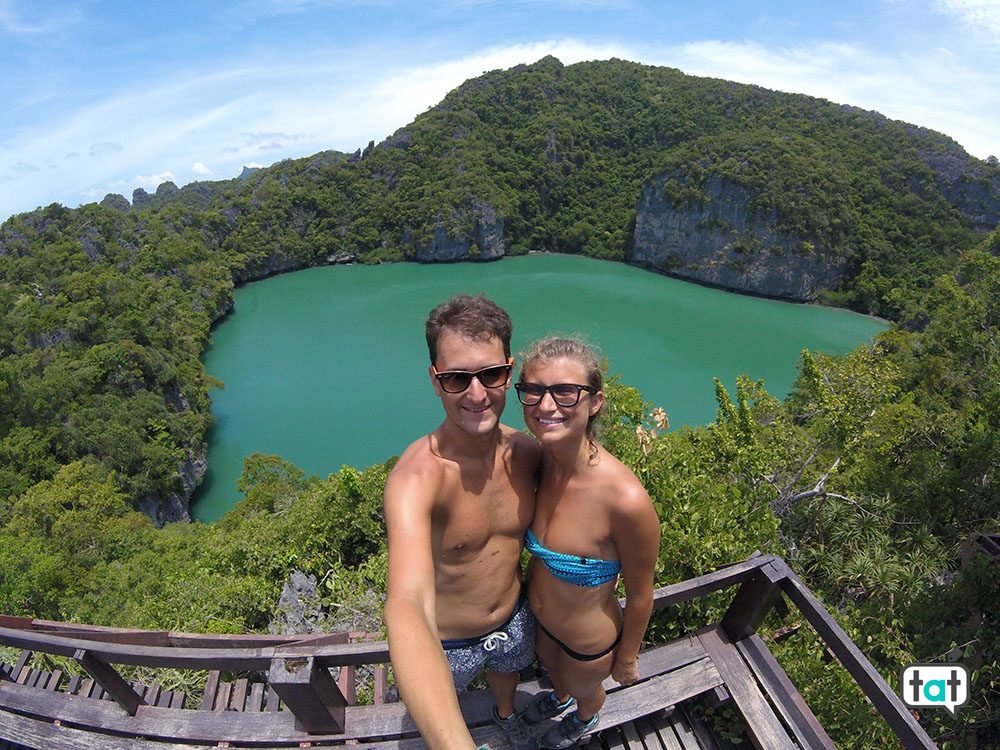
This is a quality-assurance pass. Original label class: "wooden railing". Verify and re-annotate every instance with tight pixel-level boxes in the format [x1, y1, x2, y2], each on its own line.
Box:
[0, 554, 938, 749]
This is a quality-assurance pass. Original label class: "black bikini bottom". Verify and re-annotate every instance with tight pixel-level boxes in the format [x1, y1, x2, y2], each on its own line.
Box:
[536, 612, 623, 662]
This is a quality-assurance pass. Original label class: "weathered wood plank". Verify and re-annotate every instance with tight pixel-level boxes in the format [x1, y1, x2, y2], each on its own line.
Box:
[696, 626, 796, 750]
[230, 678, 249, 711]
[0, 708, 194, 750]
[591, 658, 723, 738]
[646, 556, 775, 613]
[620, 719, 647, 750]
[647, 709, 683, 750]
[11, 652, 30, 684]
[44, 670, 63, 691]
[247, 681, 265, 712]
[735, 634, 836, 750]
[144, 683, 161, 707]
[670, 705, 703, 750]
[0, 616, 32, 630]
[679, 703, 719, 750]
[0, 626, 390, 671]
[374, 663, 389, 705]
[633, 715, 664, 750]
[215, 680, 232, 712]
[200, 670, 220, 710]
[10, 618, 357, 649]
[265, 684, 281, 712]
[338, 665, 357, 705]
[604, 725, 628, 750]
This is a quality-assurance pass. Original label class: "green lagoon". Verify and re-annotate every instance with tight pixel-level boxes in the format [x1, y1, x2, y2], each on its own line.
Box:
[192, 254, 887, 521]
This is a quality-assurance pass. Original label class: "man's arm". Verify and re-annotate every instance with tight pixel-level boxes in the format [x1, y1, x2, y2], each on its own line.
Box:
[609, 481, 661, 686]
[384, 465, 477, 750]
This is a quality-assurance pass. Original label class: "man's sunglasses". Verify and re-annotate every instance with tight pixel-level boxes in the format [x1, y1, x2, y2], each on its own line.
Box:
[432, 362, 513, 393]
[514, 382, 597, 407]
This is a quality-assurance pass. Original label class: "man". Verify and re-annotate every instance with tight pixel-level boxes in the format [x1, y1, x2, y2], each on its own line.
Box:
[384, 294, 541, 750]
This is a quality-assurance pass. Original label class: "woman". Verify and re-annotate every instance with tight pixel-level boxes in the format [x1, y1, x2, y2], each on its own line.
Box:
[514, 337, 660, 749]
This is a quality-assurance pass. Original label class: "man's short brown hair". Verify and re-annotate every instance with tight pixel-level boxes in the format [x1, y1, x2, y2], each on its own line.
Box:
[425, 294, 513, 366]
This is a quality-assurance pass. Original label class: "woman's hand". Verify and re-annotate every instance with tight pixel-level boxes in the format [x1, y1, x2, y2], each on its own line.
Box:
[611, 652, 639, 685]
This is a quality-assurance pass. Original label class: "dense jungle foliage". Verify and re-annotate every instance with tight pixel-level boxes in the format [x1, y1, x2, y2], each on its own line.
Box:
[1, 58, 998, 747]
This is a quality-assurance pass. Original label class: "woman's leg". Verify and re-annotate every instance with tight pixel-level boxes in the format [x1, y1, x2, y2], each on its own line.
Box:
[535, 624, 574, 703]
[535, 626, 613, 719]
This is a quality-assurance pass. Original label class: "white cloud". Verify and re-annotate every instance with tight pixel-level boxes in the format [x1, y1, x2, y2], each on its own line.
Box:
[192, 162, 213, 175]
[936, 0, 1000, 35]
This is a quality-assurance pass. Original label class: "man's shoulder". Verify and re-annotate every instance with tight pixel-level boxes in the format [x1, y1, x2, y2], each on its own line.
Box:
[499, 423, 542, 454]
[385, 433, 447, 497]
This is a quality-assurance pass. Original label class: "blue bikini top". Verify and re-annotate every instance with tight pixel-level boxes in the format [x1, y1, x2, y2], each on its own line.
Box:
[525, 528, 622, 588]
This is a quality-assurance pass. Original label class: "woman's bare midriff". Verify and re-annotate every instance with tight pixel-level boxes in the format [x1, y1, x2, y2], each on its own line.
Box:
[526, 558, 621, 653]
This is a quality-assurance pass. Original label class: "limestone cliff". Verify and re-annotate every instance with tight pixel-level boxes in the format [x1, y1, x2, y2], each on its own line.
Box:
[630, 174, 845, 301]
[407, 200, 506, 262]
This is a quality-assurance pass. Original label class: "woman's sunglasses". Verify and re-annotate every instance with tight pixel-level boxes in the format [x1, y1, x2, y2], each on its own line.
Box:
[514, 382, 596, 407]
[432, 362, 513, 393]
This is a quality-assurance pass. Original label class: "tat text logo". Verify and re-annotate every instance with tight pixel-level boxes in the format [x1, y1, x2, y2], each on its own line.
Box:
[900, 663, 970, 717]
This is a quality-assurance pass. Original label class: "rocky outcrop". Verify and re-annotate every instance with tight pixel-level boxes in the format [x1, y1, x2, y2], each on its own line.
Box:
[409, 200, 506, 262]
[270, 571, 328, 635]
[137, 489, 191, 528]
[137, 450, 206, 527]
[101, 193, 130, 211]
[630, 174, 845, 301]
[917, 146, 1000, 233]
[232, 249, 307, 284]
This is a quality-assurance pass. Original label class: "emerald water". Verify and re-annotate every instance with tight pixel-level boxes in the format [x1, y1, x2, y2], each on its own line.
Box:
[192, 254, 887, 522]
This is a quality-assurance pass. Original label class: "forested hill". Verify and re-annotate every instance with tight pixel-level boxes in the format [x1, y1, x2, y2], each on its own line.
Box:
[2, 57, 999, 746]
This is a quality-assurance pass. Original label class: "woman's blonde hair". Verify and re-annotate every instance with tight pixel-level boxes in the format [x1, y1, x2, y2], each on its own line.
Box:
[519, 335, 604, 457]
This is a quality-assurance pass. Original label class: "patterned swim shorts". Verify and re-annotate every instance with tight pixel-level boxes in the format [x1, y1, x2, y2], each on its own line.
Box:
[441, 594, 536, 691]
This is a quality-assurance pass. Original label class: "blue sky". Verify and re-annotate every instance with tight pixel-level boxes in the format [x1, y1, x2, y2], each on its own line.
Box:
[2, 0, 998, 221]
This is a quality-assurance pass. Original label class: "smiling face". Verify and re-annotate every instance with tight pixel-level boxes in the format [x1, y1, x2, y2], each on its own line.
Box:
[520, 356, 604, 445]
[430, 327, 511, 438]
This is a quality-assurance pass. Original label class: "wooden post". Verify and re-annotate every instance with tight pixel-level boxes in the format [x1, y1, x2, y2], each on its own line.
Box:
[373, 664, 388, 705]
[337, 665, 357, 705]
[268, 655, 347, 734]
[720, 563, 784, 642]
[73, 649, 144, 716]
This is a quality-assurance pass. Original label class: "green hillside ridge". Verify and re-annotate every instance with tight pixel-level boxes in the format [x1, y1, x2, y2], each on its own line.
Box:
[1, 58, 998, 747]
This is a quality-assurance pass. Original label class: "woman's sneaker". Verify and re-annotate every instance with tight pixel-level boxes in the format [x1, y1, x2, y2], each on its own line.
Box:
[492, 705, 536, 750]
[521, 691, 576, 724]
[540, 711, 600, 749]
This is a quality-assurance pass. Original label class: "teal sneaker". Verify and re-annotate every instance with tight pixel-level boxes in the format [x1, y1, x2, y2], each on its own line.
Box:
[492, 704, 536, 750]
[521, 691, 576, 724]
[540, 711, 599, 749]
